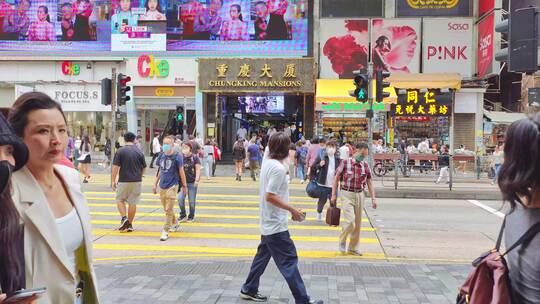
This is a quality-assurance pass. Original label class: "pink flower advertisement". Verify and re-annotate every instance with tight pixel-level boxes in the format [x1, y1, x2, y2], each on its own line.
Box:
[371, 18, 421, 74]
[320, 19, 369, 79]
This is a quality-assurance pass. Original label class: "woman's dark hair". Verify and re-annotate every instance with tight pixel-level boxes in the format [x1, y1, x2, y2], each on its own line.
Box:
[268, 132, 290, 160]
[0, 181, 23, 294]
[498, 113, 540, 209]
[311, 137, 319, 144]
[8, 92, 66, 137]
[289, 143, 296, 150]
[39, 5, 51, 23]
[145, 0, 163, 13]
[375, 35, 390, 49]
[205, 139, 212, 145]
[231, 4, 243, 22]
[326, 141, 337, 148]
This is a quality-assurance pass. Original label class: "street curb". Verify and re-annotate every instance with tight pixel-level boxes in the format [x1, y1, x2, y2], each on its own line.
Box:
[374, 188, 502, 200]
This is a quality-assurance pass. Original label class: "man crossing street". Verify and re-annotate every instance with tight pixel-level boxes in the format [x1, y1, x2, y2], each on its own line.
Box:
[111, 132, 147, 232]
[331, 143, 377, 255]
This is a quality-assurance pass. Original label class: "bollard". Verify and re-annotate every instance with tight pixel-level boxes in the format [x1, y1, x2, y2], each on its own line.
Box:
[394, 158, 398, 190]
[449, 155, 453, 191]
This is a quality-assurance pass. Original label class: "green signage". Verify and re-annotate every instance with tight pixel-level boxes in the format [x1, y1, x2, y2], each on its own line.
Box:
[321, 102, 385, 112]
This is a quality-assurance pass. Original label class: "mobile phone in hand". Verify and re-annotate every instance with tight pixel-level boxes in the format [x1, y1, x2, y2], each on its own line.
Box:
[4, 287, 46, 303]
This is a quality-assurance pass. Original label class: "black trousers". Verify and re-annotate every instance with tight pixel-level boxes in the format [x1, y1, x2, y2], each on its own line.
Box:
[150, 153, 159, 167]
[242, 231, 310, 304]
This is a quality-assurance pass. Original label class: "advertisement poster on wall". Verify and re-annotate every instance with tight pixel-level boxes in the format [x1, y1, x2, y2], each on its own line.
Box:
[166, 0, 309, 56]
[0, 0, 309, 55]
[477, 12, 495, 78]
[422, 18, 473, 77]
[478, 0, 494, 18]
[396, 0, 471, 17]
[371, 18, 421, 74]
[319, 19, 368, 79]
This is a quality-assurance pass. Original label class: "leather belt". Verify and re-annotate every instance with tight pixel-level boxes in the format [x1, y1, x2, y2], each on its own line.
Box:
[341, 187, 364, 193]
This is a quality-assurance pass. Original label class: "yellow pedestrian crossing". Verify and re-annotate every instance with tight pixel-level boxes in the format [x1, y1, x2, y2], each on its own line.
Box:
[86, 188, 384, 260]
[92, 229, 379, 243]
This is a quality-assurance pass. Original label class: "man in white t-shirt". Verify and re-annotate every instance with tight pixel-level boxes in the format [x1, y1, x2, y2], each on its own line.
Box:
[150, 133, 161, 168]
[240, 132, 323, 304]
[237, 125, 248, 140]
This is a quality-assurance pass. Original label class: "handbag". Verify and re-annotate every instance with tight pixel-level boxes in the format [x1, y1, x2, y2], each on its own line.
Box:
[325, 203, 340, 226]
[456, 218, 540, 304]
[306, 179, 320, 198]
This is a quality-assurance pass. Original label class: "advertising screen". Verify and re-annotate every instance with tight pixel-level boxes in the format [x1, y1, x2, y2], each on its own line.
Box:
[0, 0, 308, 55]
[238, 95, 284, 113]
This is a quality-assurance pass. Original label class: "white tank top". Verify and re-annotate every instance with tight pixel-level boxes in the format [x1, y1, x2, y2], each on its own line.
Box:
[56, 208, 84, 276]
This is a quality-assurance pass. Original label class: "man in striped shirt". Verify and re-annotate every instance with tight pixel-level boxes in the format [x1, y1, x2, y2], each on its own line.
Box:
[331, 143, 377, 255]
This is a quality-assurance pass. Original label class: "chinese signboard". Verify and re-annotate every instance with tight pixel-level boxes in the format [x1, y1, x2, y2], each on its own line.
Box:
[392, 89, 452, 117]
[422, 18, 473, 76]
[477, 13, 495, 78]
[198, 58, 315, 93]
[321, 102, 386, 112]
[396, 0, 471, 17]
[138, 55, 169, 78]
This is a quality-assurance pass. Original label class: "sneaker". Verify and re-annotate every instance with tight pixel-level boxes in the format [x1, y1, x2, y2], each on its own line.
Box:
[239, 290, 267, 302]
[348, 249, 363, 256]
[179, 216, 187, 223]
[339, 242, 346, 254]
[119, 216, 129, 231]
[316, 213, 322, 221]
[126, 223, 134, 232]
[187, 218, 194, 223]
[160, 230, 169, 241]
[301, 180, 305, 184]
[169, 224, 180, 232]
[308, 300, 324, 304]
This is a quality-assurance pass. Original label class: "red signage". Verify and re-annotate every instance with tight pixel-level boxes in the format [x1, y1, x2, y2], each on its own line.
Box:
[477, 13, 495, 78]
[479, 0, 494, 18]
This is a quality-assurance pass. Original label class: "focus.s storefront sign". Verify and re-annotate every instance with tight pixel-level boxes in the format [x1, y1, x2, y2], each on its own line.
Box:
[396, 0, 471, 17]
[34, 84, 111, 112]
[422, 18, 473, 76]
[198, 58, 315, 93]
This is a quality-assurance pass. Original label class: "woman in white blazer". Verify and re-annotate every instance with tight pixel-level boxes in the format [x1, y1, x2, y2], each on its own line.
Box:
[8, 92, 99, 304]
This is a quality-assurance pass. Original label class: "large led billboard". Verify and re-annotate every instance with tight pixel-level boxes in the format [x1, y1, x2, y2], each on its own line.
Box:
[0, 0, 308, 55]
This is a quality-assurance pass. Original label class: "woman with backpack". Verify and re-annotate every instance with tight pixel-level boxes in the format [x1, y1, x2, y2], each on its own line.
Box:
[497, 113, 540, 303]
[310, 141, 340, 221]
[233, 138, 246, 181]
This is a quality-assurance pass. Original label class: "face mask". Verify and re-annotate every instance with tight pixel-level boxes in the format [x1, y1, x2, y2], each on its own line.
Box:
[0, 160, 14, 195]
[162, 144, 171, 153]
[182, 148, 190, 155]
[355, 154, 364, 162]
[326, 147, 336, 156]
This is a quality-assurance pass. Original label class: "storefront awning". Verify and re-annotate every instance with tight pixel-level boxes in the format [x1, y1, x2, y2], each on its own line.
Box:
[316, 79, 397, 103]
[484, 110, 526, 125]
[389, 73, 462, 90]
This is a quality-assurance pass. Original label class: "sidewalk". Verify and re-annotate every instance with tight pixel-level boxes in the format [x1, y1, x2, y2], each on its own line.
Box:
[95, 258, 469, 304]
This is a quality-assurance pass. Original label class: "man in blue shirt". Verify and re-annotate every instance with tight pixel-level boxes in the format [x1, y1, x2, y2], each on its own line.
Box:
[153, 135, 188, 241]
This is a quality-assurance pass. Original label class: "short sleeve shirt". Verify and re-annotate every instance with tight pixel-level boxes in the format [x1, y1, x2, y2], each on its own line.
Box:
[248, 144, 260, 161]
[157, 152, 184, 189]
[113, 145, 147, 182]
[183, 154, 200, 184]
[260, 159, 289, 236]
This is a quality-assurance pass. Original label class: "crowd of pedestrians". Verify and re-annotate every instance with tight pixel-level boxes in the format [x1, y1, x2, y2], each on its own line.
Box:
[0, 91, 539, 304]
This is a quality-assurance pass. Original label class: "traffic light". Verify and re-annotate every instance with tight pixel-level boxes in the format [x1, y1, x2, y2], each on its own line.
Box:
[349, 71, 368, 102]
[116, 73, 131, 106]
[101, 78, 111, 106]
[176, 105, 184, 135]
[375, 70, 391, 102]
[495, 7, 538, 73]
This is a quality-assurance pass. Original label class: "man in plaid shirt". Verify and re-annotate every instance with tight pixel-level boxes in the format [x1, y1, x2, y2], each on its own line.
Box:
[331, 143, 377, 255]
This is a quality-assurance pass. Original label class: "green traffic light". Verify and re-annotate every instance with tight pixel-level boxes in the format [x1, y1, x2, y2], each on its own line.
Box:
[177, 113, 184, 121]
[358, 89, 366, 100]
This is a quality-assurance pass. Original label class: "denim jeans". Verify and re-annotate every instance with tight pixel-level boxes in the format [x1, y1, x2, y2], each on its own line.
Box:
[296, 164, 305, 181]
[242, 231, 310, 304]
[493, 164, 502, 183]
[178, 183, 198, 219]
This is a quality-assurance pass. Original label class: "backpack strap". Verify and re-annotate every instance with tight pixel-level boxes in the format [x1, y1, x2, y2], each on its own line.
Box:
[495, 217, 506, 251]
[500, 219, 540, 257]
